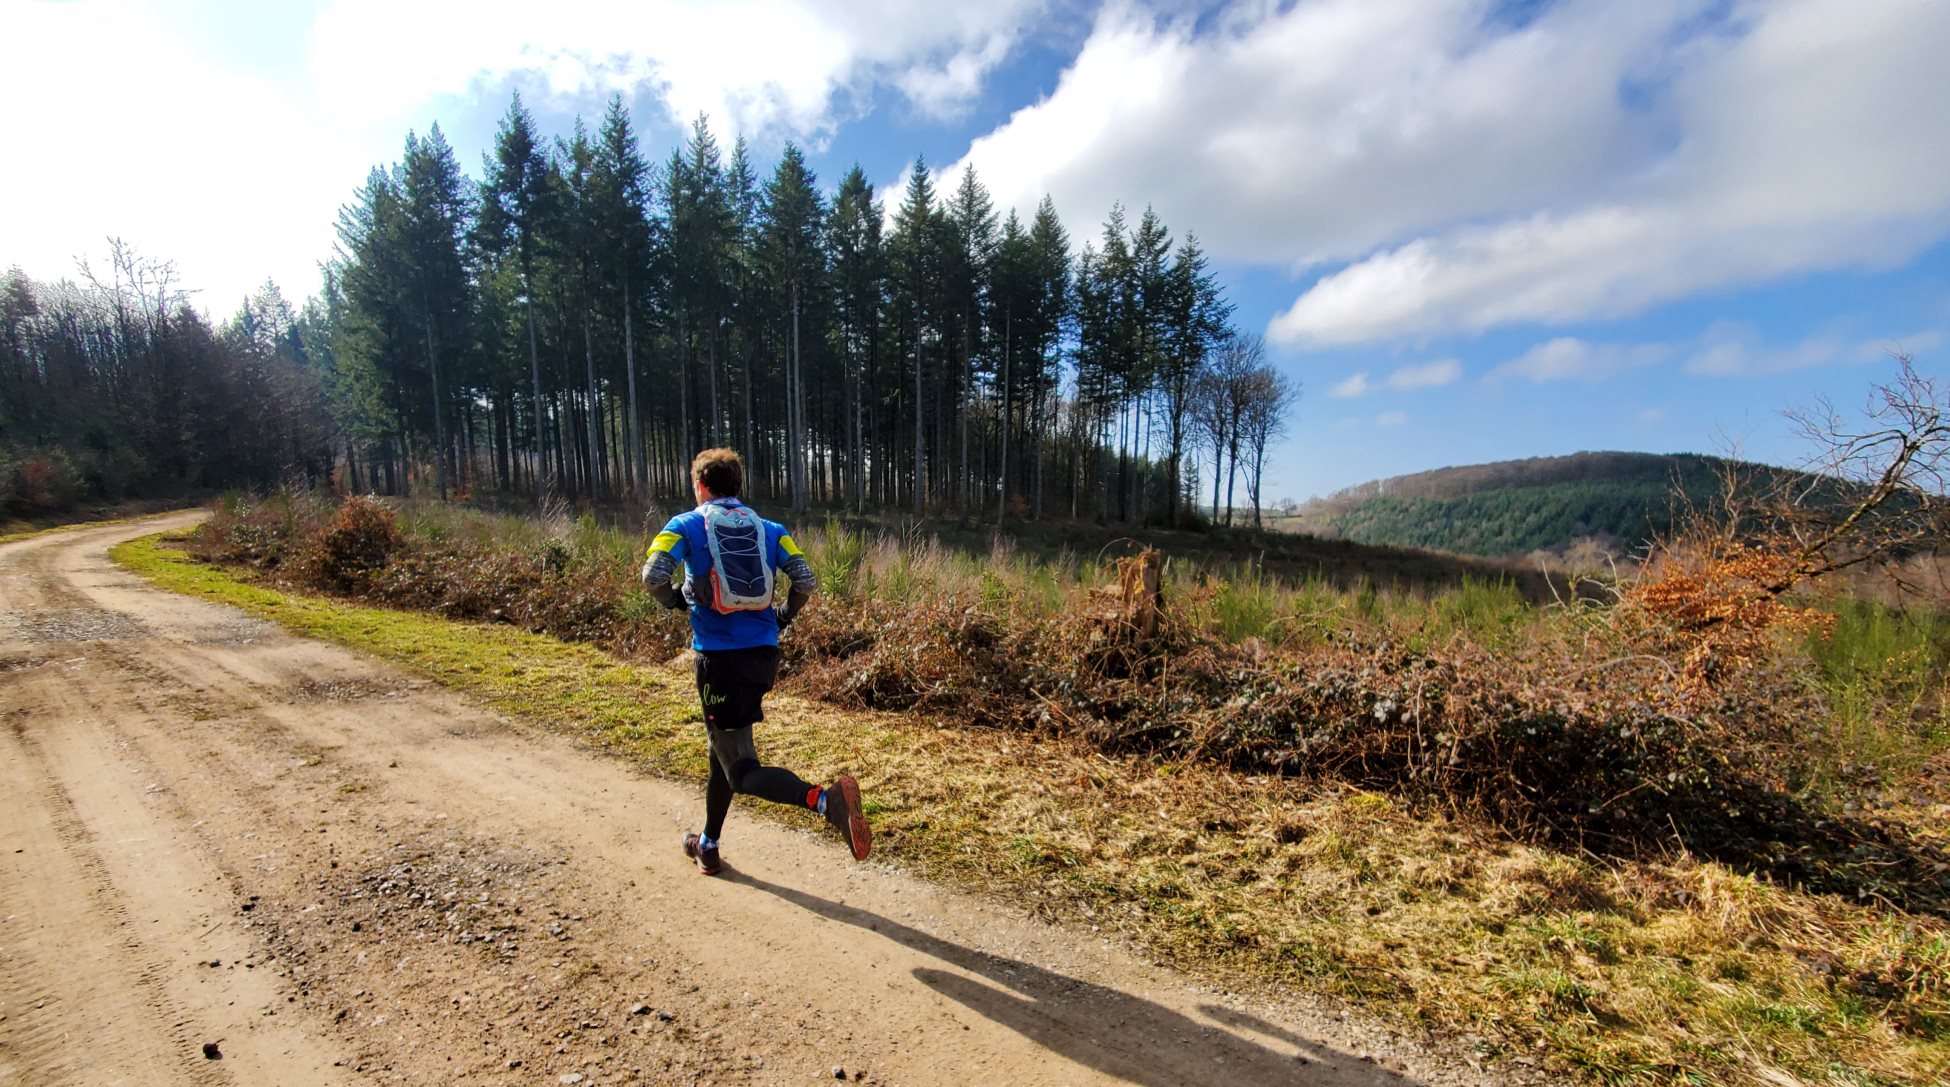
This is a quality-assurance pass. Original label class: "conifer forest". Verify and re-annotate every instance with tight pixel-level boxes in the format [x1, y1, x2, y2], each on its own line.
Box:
[2, 95, 1298, 527]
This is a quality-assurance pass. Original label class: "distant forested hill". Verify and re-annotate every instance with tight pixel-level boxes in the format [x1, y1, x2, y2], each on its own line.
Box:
[1272, 452, 1761, 559]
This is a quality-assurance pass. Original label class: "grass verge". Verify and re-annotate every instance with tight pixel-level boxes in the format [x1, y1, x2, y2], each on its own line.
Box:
[113, 532, 1948, 1087]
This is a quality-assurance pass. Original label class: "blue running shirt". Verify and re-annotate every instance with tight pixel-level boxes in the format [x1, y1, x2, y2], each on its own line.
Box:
[646, 499, 803, 651]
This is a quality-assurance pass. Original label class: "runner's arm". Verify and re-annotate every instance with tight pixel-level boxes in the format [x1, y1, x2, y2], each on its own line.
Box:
[642, 527, 689, 612]
[777, 532, 816, 626]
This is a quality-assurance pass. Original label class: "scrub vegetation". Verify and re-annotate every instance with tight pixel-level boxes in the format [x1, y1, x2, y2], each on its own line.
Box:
[143, 469, 1950, 1086]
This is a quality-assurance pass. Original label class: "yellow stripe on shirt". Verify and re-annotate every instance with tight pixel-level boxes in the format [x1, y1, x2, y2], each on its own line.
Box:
[779, 533, 805, 558]
[648, 530, 683, 558]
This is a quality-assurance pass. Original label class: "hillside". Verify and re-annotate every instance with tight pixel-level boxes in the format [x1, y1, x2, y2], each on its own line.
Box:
[1271, 451, 1756, 560]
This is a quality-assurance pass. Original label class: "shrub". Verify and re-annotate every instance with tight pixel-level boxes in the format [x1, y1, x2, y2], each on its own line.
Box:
[191, 489, 333, 568]
[9, 449, 83, 512]
[295, 496, 400, 591]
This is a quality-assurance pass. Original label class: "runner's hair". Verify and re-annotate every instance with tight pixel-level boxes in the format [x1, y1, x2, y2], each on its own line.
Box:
[691, 448, 744, 498]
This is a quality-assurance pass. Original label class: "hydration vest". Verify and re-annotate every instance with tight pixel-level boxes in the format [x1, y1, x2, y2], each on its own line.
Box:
[700, 502, 775, 614]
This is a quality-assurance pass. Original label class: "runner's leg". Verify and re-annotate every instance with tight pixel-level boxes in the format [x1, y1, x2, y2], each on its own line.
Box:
[703, 739, 736, 841]
[708, 724, 816, 809]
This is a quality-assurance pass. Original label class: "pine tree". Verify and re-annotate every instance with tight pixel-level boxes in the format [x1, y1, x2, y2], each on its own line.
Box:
[759, 143, 826, 512]
[592, 96, 655, 498]
[665, 116, 734, 455]
[828, 165, 884, 512]
[554, 118, 607, 499]
[889, 156, 938, 512]
[476, 94, 556, 500]
[1025, 197, 1071, 520]
[1159, 232, 1231, 526]
[945, 167, 997, 515]
[397, 125, 474, 500]
[724, 136, 763, 474]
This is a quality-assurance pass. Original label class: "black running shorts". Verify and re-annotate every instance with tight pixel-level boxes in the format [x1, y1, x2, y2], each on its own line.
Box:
[694, 645, 781, 732]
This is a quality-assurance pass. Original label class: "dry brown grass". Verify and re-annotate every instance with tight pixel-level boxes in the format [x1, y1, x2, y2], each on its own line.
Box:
[806, 709, 1948, 1086]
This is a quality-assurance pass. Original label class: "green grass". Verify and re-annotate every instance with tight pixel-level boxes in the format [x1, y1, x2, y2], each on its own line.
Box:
[1802, 596, 1950, 796]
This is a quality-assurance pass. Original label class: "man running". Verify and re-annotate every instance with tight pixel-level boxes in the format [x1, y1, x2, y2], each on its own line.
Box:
[641, 447, 870, 875]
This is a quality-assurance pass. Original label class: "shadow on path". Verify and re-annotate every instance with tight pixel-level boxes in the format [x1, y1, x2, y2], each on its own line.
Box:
[727, 871, 1423, 1087]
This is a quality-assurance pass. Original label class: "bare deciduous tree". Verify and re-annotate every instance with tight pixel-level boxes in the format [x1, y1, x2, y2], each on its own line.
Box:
[1657, 353, 1950, 623]
[1774, 354, 1948, 581]
[1238, 356, 1299, 528]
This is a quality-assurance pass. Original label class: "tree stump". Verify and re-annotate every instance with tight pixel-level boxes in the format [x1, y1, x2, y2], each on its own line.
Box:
[1116, 549, 1163, 638]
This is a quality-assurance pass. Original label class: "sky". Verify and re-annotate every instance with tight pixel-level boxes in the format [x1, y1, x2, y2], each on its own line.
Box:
[5, 0, 1949, 504]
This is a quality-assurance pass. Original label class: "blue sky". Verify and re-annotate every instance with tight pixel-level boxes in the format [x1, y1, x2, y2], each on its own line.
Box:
[5, 0, 1948, 503]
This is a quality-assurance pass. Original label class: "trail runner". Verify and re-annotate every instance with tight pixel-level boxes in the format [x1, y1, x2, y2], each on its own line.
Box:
[641, 447, 871, 875]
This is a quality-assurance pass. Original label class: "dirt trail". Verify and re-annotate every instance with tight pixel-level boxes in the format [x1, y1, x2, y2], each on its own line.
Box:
[0, 515, 1504, 1086]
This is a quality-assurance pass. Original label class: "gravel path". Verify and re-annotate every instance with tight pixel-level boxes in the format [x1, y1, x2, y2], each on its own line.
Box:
[0, 514, 1534, 1086]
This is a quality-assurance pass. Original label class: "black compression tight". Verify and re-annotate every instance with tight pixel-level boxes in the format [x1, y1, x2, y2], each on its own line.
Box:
[704, 726, 815, 841]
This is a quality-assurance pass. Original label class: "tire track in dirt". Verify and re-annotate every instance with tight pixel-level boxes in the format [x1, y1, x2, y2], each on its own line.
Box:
[0, 714, 182, 1087]
[0, 514, 1516, 1087]
[0, 685, 344, 1087]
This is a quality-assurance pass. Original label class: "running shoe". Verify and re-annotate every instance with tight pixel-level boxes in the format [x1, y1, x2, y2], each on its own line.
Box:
[682, 832, 723, 876]
[822, 774, 872, 861]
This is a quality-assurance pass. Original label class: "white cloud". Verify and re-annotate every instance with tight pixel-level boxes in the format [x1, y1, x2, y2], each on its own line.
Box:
[1272, 0, 1950, 345]
[0, 0, 1038, 308]
[1487, 337, 1669, 383]
[309, 0, 1039, 140]
[0, 2, 353, 310]
[1376, 411, 1409, 427]
[1683, 322, 1946, 377]
[1327, 358, 1458, 399]
[1638, 408, 1665, 424]
[950, 0, 1695, 264]
[1387, 358, 1462, 389]
[1488, 323, 1940, 385]
[1330, 372, 1370, 398]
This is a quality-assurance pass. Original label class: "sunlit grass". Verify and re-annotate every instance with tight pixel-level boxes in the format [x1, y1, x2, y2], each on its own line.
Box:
[1802, 596, 1950, 798]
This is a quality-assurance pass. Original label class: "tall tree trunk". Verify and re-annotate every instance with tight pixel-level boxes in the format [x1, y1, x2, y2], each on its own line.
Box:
[678, 309, 692, 462]
[1224, 414, 1241, 527]
[1094, 402, 1111, 524]
[997, 307, 1011, 523]
[912, 314, 925, 513]
[790, 282, 805, 512]
[424, 305, 447, 502]
[852, 346, 863, 513]
[1210, 442, 1223, 524]
[1128, 400, 1138, 522]
[462, 399, 477, 494]
[553, 388, 572, 497]
[526, 287, 544, 505]
[1031, 365, 1047, 522]
[707, 321, 721, 447]
[742, 326, 755, 475]
[1069, 403, 1082, 521]
[958, 308, 971, 516]
[623, 276, 642, 499]
[1167, 374, 1185, 528]
[583, 312, 601, 501]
